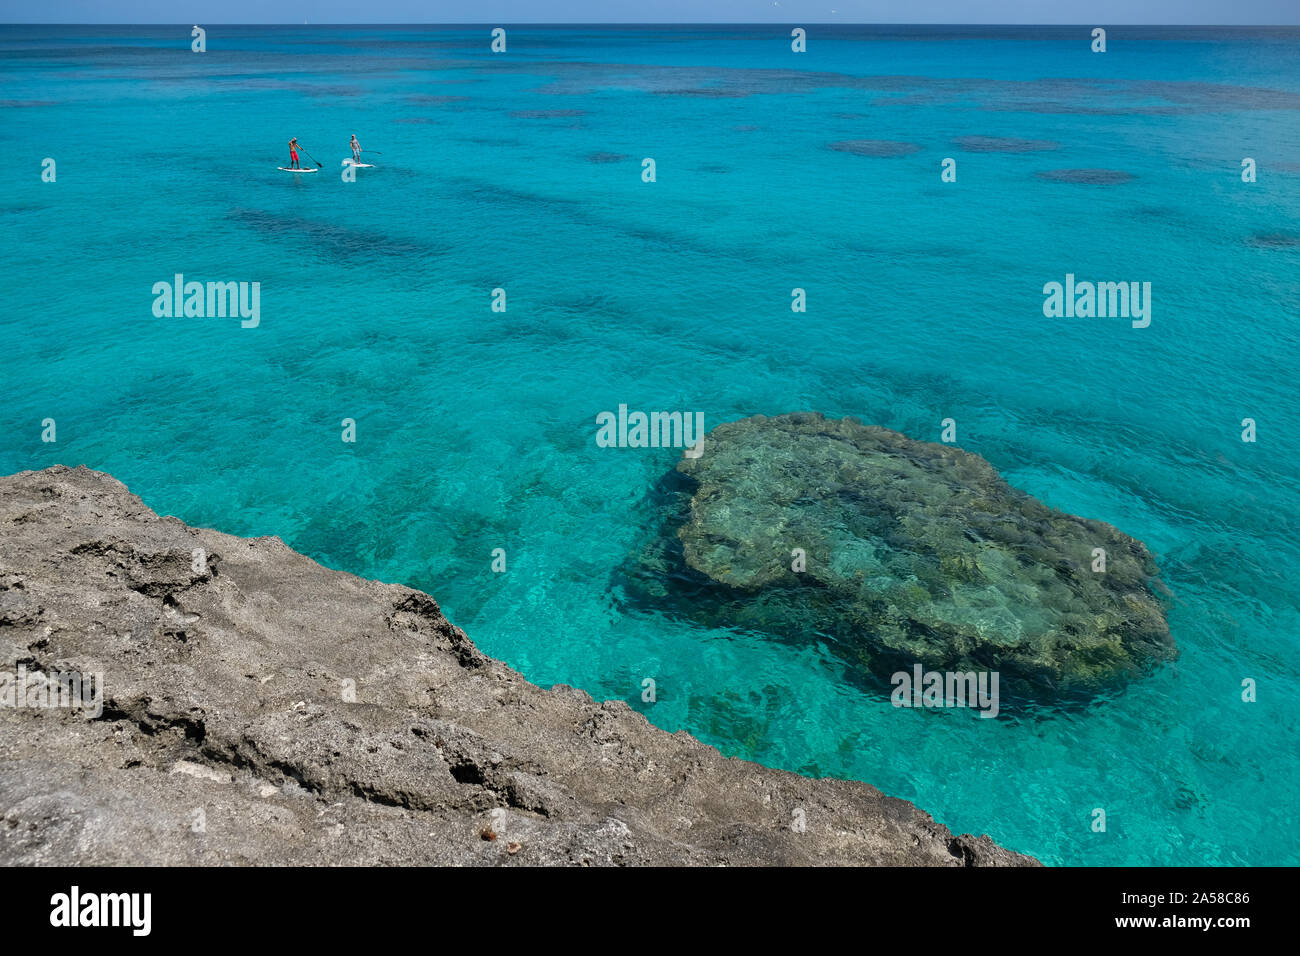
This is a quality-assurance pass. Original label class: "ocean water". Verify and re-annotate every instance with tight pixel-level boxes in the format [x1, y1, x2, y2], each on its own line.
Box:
[3, 24, 1299, 866]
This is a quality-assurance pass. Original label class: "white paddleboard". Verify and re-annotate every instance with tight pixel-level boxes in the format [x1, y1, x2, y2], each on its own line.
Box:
[278, 166, 318, 173]
[343, 160, 375, 168]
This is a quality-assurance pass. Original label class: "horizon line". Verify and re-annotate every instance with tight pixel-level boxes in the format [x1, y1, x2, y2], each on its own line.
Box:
[5, 21, 1300, 26]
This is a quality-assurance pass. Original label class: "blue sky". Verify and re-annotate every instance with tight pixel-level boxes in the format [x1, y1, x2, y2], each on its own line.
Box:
[2, 1, 1298, 24]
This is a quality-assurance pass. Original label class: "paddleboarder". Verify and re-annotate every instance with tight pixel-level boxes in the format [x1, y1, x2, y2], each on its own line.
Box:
[288, 137, 302, 169]
[350, 134, 362, 165]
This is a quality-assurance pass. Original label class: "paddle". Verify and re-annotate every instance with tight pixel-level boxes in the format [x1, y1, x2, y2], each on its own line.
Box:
[297, 144, 323, 168]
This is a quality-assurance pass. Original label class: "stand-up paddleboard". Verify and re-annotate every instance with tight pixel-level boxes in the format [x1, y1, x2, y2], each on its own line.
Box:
[278, 166, 318, 173]
[343, 160, 375, 168]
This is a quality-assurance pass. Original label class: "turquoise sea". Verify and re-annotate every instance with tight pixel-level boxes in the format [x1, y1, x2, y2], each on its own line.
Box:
[3, 24, 1299, 865]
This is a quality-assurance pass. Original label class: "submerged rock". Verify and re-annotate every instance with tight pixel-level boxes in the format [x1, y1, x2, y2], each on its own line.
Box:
[953, 135, 1059, 152]
[626, 413, 1175, 699]
[828, 139, 923, 157]
[1035, 168, 1135, 185]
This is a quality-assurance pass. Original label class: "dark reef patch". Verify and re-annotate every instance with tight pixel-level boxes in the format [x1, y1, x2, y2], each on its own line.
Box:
[1036, 168, 1135, 184]
[446, 177, 579, 213]
[954, 135, 1060, 152]
[1247, 232, 1300, 248]
[405, 94, 470, 104]
[459, 136, 523, 147]
[828, 139, 923, 157]
[654, 87, 751, 98]
[0, 202, 47, 216]
[622, 413, 1175, 705]
[981, 101, 1185, 116]
[227, 208, 448, 262]
[510, 108, 586, 118]
[1128, 80, 1300, 111]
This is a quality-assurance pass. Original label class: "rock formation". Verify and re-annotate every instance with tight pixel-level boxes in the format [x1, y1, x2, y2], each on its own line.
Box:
[624, 413, 1175, 701]
[0, 465, 1033, 866]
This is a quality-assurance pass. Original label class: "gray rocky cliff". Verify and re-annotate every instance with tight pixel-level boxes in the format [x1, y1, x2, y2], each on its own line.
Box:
[0, 466, 1036, 866]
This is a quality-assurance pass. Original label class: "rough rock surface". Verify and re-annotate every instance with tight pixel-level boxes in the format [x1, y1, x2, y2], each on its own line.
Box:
[626, 413, 1175, 699]
[0, 466, 1034, 866]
